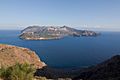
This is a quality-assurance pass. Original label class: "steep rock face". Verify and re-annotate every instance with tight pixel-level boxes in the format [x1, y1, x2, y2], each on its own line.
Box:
[0, 44, 46, 69]
[20, 26, 98, 40]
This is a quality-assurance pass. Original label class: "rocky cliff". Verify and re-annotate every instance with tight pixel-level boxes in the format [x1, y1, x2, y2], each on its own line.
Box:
[0, 44, 46, 69]
[20, 26, 98, 40]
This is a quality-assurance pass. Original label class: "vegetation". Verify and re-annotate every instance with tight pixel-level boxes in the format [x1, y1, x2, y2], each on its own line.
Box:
[0, 63, 36, 80]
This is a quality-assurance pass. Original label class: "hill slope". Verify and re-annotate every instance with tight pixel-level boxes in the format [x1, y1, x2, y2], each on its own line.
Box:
[74, 55, 120, 80]
[0, 44, 46, 69]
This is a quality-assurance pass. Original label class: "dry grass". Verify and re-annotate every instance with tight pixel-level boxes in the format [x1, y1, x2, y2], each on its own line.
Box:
[0, 44, 46, 69]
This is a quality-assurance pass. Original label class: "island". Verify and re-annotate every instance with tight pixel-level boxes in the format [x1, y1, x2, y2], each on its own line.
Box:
[19, 26, 99, 40]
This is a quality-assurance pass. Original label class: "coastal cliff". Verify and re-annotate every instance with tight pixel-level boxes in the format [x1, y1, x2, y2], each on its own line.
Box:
[0, 44, 46, 69]
[20, 26, 98, 40]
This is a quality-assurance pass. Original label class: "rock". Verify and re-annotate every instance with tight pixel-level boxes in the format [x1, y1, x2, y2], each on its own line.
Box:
[0, 44, 46, 69]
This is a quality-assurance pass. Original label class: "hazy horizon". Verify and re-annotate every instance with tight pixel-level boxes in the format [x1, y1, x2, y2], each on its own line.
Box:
[0, 0, 120, 31]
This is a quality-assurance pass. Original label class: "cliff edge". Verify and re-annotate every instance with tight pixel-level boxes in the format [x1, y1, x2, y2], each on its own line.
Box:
[0, 44, 46, 69]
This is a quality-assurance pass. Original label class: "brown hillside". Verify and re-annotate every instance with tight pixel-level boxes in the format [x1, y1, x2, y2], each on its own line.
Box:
[0, 44, 46, 69]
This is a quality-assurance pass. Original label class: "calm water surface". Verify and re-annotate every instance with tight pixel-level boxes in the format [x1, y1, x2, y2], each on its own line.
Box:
[0, 30, 120, 68]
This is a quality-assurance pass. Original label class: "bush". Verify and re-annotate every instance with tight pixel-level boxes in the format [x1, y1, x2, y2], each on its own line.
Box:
[0, 63, 36, 80]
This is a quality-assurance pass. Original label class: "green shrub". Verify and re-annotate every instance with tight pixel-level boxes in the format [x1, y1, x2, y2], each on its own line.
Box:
[0, 66, 11, 80]
[0, 63, 36, 80]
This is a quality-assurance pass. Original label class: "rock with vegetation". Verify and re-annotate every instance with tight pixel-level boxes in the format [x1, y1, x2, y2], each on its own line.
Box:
[20, 26, 98, 40]
[0, 44, 46, 69]
[0, 63, 50, 80]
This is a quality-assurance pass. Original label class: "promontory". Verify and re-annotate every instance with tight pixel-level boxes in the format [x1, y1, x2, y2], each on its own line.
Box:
[0, 44, 46, 69]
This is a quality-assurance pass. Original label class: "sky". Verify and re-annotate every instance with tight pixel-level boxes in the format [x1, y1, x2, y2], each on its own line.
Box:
[0, 0, 120, 31]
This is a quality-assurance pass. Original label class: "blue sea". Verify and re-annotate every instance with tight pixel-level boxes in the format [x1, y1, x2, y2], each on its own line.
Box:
[0, 30, 120, 68]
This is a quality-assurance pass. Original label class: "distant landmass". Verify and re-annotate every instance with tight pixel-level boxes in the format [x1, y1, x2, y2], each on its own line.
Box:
[19, 26, 99, 40]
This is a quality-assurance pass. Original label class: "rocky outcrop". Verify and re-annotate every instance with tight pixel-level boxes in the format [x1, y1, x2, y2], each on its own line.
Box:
[20, 26, 99, 40]
[0, 44, 46, 69]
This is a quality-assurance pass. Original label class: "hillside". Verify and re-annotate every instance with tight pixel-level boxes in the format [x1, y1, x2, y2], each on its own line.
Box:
[0, 44, 46, 69]
[74, 55, 120, 80]
[20, 26, 98, 40]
